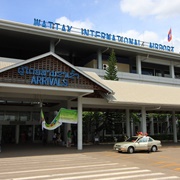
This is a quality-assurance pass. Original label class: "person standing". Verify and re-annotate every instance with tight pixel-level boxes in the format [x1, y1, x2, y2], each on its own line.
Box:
[67, 130, 72, 147]
[53, 132, 57, 144]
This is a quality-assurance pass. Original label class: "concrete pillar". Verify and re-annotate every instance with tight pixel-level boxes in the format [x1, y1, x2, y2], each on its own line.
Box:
[0, 125, 1, 152]
[141, 107, 147, 133]
[77, 96, 83, 150]
[157, 120, 159, 134]
[170, 61, 175, 78]
[65, 101, 71, 147]
[172, 111, 178, 143]
[166, 115, 170, 134]
[150, 117, 154, 135]
[50, 39, 55, 53]
[15, 125, 19, 144]
[0, 125, 2, 144]
[126, 109, 130, 137]
[131, 119, 134, 136]
[136, 55, 141, 74]
[32, 125, 35, 142]
[122, 122, 125, 134]
[97, 49, 102, 69]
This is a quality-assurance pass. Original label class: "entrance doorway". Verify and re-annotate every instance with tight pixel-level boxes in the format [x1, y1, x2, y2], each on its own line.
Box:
[2, 125, 16, 144]
[19, 125, 33, 143]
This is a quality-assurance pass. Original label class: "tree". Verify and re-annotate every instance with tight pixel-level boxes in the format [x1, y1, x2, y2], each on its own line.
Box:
[103, 50, 120, 140]
[104, 49, 119, 81]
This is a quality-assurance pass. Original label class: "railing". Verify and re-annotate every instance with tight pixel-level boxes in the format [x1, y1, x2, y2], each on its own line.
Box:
[78, 66, 180, 86]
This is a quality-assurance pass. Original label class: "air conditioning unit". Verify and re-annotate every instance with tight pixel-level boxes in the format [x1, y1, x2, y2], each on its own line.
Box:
[103, 64, 109, 70]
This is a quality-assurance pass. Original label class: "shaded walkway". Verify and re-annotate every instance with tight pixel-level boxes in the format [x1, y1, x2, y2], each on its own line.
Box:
[0, 142, 179, 158]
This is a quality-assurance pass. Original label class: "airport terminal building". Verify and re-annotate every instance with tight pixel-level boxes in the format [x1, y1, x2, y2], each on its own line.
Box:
[0, 19, 179, 150]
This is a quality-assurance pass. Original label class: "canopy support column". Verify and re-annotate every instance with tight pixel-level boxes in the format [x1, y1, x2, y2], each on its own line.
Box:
[126, 109, 130, 137]
[15, 125, 19, 144]
[77, 96, 83, 150]
[172, 111, 177, 143]
[97, 49, 102, 69]
[141, 107, 147, 133]
[136, 55, 141, 74]
[170, 61, 175, 78]
[50, 39, 55, 53]
[150, 117, 154, 135]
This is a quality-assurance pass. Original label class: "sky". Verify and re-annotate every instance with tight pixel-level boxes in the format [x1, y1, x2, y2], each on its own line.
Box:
[1, 0, 180, 52]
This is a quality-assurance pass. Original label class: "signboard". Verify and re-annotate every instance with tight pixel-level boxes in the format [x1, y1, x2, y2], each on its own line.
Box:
[34, 18, 174, 52]
[18, 66, 79, 87]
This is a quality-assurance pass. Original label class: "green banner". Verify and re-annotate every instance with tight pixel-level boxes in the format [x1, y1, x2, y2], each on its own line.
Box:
[41, 108, 78, 130]
[59, 108, 78, 124]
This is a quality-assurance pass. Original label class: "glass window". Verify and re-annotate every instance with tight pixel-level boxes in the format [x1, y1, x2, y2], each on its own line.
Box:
[142, 68, 154, 76]
[164, 71, 170, 78]
[19, 112, 30, 121]
[174, 67, 180, 79]
[149, 137, 153, 142]
[175, 72, 180, 79]
[126, 136, 139, 142]
[0, 112, 4, 121]
[155, 69, 162, 77]
[5, 111, 18, 121]
[138, 137, 148, 142]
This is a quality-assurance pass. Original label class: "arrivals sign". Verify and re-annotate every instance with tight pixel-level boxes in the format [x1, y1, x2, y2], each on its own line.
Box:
[33, 18, 174, 52]
[18, 66, 79, 87]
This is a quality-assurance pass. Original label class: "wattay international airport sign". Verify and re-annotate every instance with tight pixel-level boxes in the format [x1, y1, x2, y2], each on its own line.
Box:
[33, 18, 174, 52]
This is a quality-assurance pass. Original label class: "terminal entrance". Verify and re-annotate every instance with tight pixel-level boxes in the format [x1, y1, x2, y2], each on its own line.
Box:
[1, 124, 43, 145]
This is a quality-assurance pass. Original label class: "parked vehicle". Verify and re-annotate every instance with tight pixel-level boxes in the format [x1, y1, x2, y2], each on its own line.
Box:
[113, 135, 162, 154]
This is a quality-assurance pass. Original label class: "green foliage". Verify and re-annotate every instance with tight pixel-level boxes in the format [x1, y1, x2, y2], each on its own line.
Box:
[104, 49, 119, 81]
[82, 111, 104, 142]
[130, 113, 140, 123]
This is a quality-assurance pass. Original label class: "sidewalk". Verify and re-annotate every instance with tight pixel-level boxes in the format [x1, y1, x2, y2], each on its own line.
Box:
[161, 141, 180, 147]
[0, 141, 179, 158]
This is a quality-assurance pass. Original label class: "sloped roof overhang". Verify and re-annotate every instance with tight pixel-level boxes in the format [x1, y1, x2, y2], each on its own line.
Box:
[81, 71, 180, 111]
[0, 52, 113, 102]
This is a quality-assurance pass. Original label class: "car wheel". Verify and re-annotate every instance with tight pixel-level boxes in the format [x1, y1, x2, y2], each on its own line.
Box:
[151, 145, 157, 152]
[128, 146, 134, 154]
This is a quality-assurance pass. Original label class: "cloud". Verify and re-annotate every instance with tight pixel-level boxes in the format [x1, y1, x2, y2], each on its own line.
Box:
[116, 29, 159, 42]
[55, 16, 180, 53]
[173, 39, 180, 53]
[120, 0, 180, 19]
[55, 16, 94, 29]
[116, 29, 180, 52]
[161, 36, 180, 53]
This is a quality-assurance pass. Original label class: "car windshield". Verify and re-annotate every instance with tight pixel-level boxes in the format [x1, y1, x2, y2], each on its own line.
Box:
[126, 136, 139, 142]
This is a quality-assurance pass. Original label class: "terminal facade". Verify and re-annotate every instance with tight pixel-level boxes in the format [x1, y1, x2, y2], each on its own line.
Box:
[0, 19, 179, 150]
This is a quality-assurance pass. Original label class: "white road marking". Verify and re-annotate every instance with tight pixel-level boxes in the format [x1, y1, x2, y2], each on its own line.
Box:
[0, 163, 119, 175]
[93, 173, 165, 180]
[145, 176, 179, 180]
[5, 167, 141, 180]
[49, 170, 152, 180]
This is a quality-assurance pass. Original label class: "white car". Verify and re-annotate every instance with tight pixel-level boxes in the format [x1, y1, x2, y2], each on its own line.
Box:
[113, 136, 162, 153]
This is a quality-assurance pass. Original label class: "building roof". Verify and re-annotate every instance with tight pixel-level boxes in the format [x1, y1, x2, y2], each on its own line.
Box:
[85, 71, 180, 109]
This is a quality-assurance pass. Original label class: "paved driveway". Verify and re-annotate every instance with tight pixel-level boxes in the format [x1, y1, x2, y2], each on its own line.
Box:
[0, 143, 179, 180]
